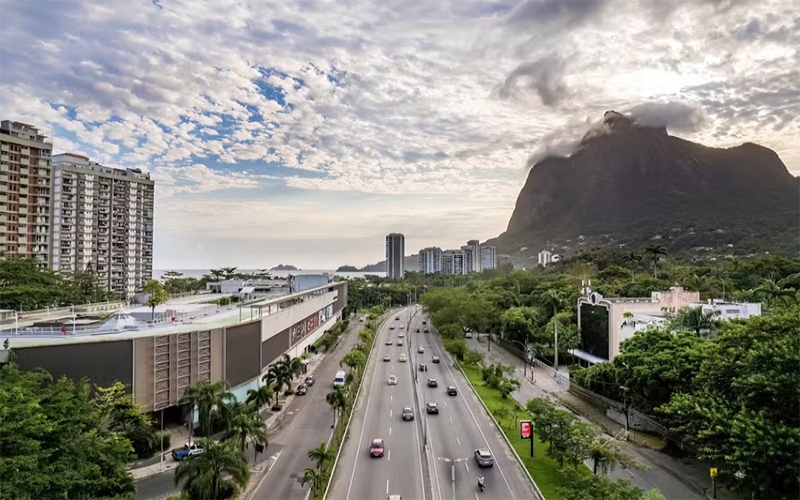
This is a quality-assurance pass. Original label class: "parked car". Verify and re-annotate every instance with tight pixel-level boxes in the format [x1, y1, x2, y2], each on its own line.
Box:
[447, 386, 458, 396]
[426, 402, 439, 414]
[370, 439, 385, 457]
[402, 406, 414, 421]
[295, 384, 308, 395]
[474, 448, 494, 467]
[171, 442, 203, 461]
[305, 375, 315, 386]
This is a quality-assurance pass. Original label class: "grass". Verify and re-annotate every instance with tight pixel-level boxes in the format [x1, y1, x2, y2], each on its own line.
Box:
[460, 363, 590, 500]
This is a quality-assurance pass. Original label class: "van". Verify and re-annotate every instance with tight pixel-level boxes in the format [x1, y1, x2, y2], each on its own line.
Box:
[334, 370, 346, 387]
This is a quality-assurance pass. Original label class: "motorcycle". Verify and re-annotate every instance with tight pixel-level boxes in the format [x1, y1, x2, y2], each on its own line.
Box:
[478, 476, 485, 492]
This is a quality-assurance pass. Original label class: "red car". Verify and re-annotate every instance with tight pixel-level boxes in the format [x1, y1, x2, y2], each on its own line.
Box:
[370, 438, 385, 458]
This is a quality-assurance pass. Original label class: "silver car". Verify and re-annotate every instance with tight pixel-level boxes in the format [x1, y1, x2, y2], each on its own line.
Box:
[474, 448, 494, 467]
[388, 375, 398, 385]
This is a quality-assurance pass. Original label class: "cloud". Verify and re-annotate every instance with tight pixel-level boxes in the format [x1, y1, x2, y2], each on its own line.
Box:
[496, 55, 569, 107]
[628, 102, 707, 133]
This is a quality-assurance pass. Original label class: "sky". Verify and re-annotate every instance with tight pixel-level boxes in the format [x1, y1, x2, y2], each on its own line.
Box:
[1, 0, 798, 270]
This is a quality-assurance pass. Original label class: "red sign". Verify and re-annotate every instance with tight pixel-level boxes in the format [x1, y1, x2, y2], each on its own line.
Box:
[520, 420, 532, 439]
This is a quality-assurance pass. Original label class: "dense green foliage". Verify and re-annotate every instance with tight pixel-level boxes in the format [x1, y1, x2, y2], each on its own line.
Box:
[0, 258, 115, 310]
[173, 439, 249, 500]
[0, 364, 136, 499]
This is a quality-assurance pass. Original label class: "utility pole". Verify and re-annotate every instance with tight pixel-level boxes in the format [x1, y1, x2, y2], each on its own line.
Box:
[553, 304, 559, 372]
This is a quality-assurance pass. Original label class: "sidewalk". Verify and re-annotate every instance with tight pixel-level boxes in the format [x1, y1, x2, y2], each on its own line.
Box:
[129, 351, 328, 481]
[467, 337, 726, 500]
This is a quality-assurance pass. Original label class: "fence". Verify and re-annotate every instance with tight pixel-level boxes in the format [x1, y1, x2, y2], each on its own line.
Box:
[495, 337, 571, 388]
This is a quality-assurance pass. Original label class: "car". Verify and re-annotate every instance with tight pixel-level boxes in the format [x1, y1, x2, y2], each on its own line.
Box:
[427, 378, 438, 388]
[305, 375, 315, 386]
[370, 439, 385, 457]
[296, 384, 307, 395]
[399, 324, 404, 329]
[388, 375, 398, 385]
[447, 386, 458, 396]
[399, 354, 407, 363]
[426, 402, 439, 414]
[424, 328, 430, 333]
[395, 316, 400, 320]
[171, 442, 204, 461]
[386, 339, 393, 345]
[465, 331, 473, 339]
[399, 332, 405, 338]
[359, 317, 365, 322]
[419, 363, 427, 372]
[416, 328, 420, 333]
[474, 448, 494, 467]
[432, 355, 440, 363]
[389, 495, 403, 500]
[383, 354, 391, 362]
[397, 339, 404, 346]
[422, 320, 427, 325]
[417, 346, 424, 354]
[390, 325, 395, 330]
[402, 406, 414, 421]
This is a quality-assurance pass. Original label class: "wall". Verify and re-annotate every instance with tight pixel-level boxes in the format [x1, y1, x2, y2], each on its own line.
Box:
[224, 320, 261, 387]
[260, 289, 337, 341]
[261, 328, 290, 369]
[133, 336, 155, 410]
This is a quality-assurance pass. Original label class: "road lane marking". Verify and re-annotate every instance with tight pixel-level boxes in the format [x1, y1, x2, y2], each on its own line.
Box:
[456, 435, 460, 445]
[430, 331, 517, 500]
[389, 426, 392, 436]
[390, 409, 393, 417]
[464, 461, 469, 473]
[475, 493, 480, 500]
[387, 479, 390, 494]
[443, 401, 447, 407]
[388, 449, 391, 461]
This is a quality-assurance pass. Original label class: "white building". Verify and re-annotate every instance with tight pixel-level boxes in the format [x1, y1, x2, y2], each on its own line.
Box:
[689, 299, 761, 320]
[418, 247, 443, 274]
[461, 245, 475, 274]
[0, 120, 52, 267]
[442, 249, 466, 275]
[537, 250, 560, 267]
[50, 153, 154, 296]
[480, 245, 496, 270]
[385, 233, 405, 279]
[466, 239, 481, 272]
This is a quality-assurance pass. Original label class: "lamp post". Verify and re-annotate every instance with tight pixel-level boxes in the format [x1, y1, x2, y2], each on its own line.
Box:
[438, 456, 468, 500]
[508, 339, 529, 378]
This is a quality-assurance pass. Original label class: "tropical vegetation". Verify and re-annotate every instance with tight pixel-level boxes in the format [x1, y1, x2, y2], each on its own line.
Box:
[173, 439, 249, 500]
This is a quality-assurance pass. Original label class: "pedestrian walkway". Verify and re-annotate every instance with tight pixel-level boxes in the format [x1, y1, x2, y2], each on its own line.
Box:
[129, 351, 328, 481]
[466, 337, 727, 500]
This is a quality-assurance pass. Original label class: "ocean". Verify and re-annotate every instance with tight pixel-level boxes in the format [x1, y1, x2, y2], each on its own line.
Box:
[153, 269, 385, 280]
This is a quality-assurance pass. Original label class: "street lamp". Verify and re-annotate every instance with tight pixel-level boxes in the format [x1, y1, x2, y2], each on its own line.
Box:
[507, 338, 530, 378]
[438, 456, 469, 500]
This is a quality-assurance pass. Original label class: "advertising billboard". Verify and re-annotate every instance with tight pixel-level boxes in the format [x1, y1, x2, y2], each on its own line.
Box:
[520, 420, 532, 439]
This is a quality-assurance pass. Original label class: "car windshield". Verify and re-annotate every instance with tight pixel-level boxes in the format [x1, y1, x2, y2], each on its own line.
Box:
[372, 440, 382, 448]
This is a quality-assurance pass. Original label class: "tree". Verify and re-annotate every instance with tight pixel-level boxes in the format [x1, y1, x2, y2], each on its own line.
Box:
[752, 278, 796, 308]
[623, 251, 643, 281]
[679, 306, 718, 337]
[500, 307, 534, 345]
[179, 380, 233, 438]
[263, 363, 292, 404]
[307, 441, 336, 470]
[643, 245, 666, 278]
[561, 420, 597, 469]
[222, 402, 267, 458]
[557, 468, 665, 500]
[0, 258, 67, 310]
[245, 384, 273, 410]
[301, 466, 326, 498]
[143, 279, 169, 319]
[94, 382, 160, 459]
[590, 434, 643, 476]
[173, 439, 249, 500]
[326, 387, 346, 428]
[498, 377, 521, 399]
[0, 363, 136, 499]
[340, 350, 367, 373]
[278, 353, 303, 381]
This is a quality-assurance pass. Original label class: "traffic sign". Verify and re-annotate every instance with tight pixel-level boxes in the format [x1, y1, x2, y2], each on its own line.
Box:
[710, 468, 718, 477]
[520, 420, 532, 439]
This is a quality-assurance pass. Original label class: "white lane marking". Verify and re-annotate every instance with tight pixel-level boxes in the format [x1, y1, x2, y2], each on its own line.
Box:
[390, 409, 393, 417]
[391, 395, 393, 402]
[431, 333, 516, 500]
[426, 415, 443, 500]
[406, 307, 427, 500]
[388, 449, 391, 461]
[443, 401, 447, 407]
[464, 461, 469, 473]
[449, 415, 453, 424]
[389, 426, 392, 437]
[456, 435, 461, 446]
[475, 493, 480, 500]
[345, 316, 387, 500]
[387, 479, 390, 494]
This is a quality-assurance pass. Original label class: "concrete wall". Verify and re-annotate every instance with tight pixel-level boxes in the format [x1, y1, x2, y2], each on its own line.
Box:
[133, 336, 155, 409]
[260, 284, 343, 342]
[224, 320, 261, 387]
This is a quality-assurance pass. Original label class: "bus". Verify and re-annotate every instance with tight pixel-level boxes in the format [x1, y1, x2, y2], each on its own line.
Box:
[333, 370, 346, 387]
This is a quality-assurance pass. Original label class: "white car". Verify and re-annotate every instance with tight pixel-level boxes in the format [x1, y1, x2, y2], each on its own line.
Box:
[399, 324, 404, 329]
[399, 354, 407, 363]
[388, 375, 398, 385]
[386, 339, 393, 345]
[383, 354, 391, 362]
[390, 325, 395, 330]
[417, 346, 424, 354]
[399, 332, 405, 338]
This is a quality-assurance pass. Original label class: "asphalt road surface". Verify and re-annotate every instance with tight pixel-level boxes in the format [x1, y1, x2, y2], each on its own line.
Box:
[412, 313, 539, 500]
[327, 306, 428, 500]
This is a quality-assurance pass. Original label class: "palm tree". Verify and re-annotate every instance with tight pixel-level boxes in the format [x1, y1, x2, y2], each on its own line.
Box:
[279, 353, 303, 380]
[246, 384, 273, 410]
[179, 380, 233, 438]
[307, 441, 336, 470]
[222, 402, 267, 465]
[623, 251, 642, 281]
[263, 364, 291, 405]
[753, 279, 796, 307]
[301, 467, 326, 498]
[174, 439, 250, 500]
[682, 307, 717, 337]
[325, 387, 346, 429]
[644, 244, 666, 278]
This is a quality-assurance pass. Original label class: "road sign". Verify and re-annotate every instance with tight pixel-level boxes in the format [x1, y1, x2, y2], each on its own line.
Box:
[710, 468, 718, 478]
[520, 420, 532, 439]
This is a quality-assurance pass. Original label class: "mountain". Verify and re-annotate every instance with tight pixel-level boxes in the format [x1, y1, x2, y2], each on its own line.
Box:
[359, 255, 420, 273]
[490, 110, 799, 264]
[336, 265, 359, 272]
[271, 264, 298, 271]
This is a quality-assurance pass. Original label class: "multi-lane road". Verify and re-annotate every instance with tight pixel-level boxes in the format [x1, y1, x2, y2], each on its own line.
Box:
[328, 305, 539, 500]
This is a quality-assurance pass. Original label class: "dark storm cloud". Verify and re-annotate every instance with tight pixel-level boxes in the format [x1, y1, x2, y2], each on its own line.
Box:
[497, 55, 568, 107]
[628, 102, 707, 133]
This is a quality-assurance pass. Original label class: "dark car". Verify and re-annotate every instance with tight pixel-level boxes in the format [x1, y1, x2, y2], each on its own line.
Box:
[295, 384, 307, 395]
[305, 375, 315, 386]
[422, 320, 427, 324]
[426, 402, 439, 414]
[424, 328, 430, 333]
[415, 328, 420, 333]
[474, 448, 494, 467]
[447, 386, 458, 396]
[432, 355, 440, 363]
[370, 439, 385, 457]
[402, 406, 414, 421]
[419, 363, 427, 372]
[427, 378, 438, 388]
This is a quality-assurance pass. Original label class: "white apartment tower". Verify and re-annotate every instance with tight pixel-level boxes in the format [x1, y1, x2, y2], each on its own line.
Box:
[418, 247, 443, 274]
[466, 239, 481, 272]
[385, 233, 405, 279]
[0, 121, 52, 266]
[51, 153, 154, 296]
[442, 249, 466, 275]
[480, 245, 496, 270]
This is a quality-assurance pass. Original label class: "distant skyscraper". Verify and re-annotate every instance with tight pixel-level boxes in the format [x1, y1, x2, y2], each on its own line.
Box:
[419, 247, 442, 274]
[385, 233, 405, 279]
[467, 239, 481, 272]
[442, 249, 466, 275]
[461, 245, 474, 274]
[480, 245, 496, 270]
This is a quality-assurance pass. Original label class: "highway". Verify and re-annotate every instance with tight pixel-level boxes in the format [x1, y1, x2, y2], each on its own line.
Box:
[328, 306, 428, 500]
[410, 312, 539, 500]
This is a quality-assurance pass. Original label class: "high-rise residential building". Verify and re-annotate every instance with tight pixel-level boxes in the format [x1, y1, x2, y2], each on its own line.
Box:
[466, 239, 481, 272]
[385, 233, 405, 279]
[442, 249, 466, 275]
[461, 245, 475, 274]
[51, 153, 154, 296]
[418, 246, 443, 274]
[0, 121, 53, 266]
[480, 245, 496, 270]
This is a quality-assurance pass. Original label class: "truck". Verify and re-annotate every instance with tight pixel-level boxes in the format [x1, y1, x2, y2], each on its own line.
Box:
[171, 442, 204, 461]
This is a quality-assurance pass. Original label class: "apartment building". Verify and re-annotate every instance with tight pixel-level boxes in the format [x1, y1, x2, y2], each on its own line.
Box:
[461, 245, 475, 274]
[0, 121, 53, 266]
[418, 246, 443, 274]
[480, 245, 496, 270]
[442, 249, 466, 275]
[466, 239, 481, 272]
[385, 233, 405, 279]
[51, 153, 154, 296]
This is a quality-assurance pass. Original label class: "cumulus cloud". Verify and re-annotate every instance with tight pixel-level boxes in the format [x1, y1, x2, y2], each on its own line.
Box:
[628, 102, 707, 133]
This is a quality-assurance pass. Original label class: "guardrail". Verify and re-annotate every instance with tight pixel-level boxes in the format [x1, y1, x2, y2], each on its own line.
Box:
[321, 308, 391, 500]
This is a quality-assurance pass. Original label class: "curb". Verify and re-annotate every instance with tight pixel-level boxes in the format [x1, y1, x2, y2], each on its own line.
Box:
[455, 362, 546, 500]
